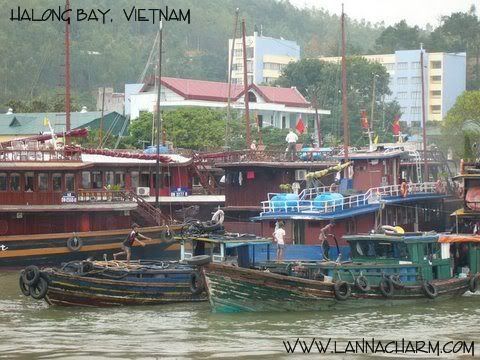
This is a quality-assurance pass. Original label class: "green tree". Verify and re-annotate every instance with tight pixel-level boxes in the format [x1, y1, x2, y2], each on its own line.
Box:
[374, 20, 424, 53]
[441, 91, 480, 160]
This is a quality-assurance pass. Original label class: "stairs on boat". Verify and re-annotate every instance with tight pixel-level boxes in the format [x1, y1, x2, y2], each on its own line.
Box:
[120, 191, 171, 226]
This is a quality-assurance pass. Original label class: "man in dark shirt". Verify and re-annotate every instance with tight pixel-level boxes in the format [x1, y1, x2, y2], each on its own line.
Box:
[113, 223, 150, 264]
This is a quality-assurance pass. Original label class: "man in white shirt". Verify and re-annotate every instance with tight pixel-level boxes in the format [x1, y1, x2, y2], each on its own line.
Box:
[273, 222, 286, 261]
[285, 129, 299, 160]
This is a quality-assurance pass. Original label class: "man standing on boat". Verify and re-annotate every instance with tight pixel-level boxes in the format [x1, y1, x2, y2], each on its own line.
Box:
[319, 222, 334, 260]
[285, 129, 298, 161]
[273, 222, 286, 261]
[113, 223, 151, 264]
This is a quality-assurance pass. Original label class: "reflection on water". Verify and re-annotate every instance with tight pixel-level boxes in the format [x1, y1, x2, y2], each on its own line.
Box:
[0, 270, 479, 359]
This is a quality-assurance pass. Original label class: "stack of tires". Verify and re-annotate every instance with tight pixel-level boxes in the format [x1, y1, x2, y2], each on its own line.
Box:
[19, 265, 49, 300]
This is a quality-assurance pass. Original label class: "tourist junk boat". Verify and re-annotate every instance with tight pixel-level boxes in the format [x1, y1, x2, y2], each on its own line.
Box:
[19, 228, 271, 307]
[201, 231, 480, 312]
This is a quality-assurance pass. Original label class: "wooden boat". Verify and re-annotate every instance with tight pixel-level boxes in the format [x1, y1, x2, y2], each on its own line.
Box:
[19, 232, 271, 307]
[201, 233, 480, 312]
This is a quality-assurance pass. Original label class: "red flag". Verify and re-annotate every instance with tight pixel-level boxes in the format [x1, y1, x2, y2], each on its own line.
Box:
[392, 115, 401, 136]
[360, 110, 369, 130]
[295, 116, 305, 134]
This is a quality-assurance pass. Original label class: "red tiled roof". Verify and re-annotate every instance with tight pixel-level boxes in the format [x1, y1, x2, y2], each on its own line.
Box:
[141, 76, 310, 108]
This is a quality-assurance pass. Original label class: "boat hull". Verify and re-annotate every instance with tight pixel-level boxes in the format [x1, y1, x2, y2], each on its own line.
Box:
[203, 264, 472, 313]
[0, 226, 182, 267]
[43, 268, 206, 306]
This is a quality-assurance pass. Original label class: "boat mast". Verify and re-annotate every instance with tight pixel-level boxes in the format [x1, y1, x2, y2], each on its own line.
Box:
[155, 21, 163, 208]
[65, 0, 71, 144]
[341, 5, 349, 171]
[99, 86, 105, 148]
[241, 19, 251, 149]
[226, 8, 240, 149]
[420, 45, 428, 181]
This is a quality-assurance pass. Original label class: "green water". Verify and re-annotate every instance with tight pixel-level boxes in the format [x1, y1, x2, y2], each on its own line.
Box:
[1, 270, 479, 359]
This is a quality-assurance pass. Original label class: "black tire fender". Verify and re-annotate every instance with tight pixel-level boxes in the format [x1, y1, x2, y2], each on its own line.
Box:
[333, 281, 351, 301]
[355, 275, 370, 292]
[422, 281, 438, 299]
[379, 278, 394, 297]
[469, 273, 480, 293]
[19, 271, 31, 296]
[190, 271, 205, 295]
[389, 274, 404, 289]
[185, 255, 211, 266]
[30, 273, 49, 300]
[67, 235, 83, 252]
[22, 265, 40, 286]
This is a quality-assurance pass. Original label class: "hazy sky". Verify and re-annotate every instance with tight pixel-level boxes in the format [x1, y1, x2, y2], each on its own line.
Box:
[289, 0, 478, 27]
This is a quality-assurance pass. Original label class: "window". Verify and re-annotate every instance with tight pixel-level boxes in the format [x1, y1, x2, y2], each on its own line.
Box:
[397, 77, 408, 85]
[10, 173, 20, 192]
[52, 173, 62, 191]
[411, 107, 421, 114]
[65, 174, 75, 191]
[0, 173, 6, 191]
[91, 171, 102, 189]
[263, 62, 286, 71]
[233, 49, 242, 57]
[38, 173, 48, 191]
[82, 171, 91, 189]
[115, 172, 125, 188]
[131, 171, 139, 189]
[411, 91, 421, 99]
[411, 76, 421, 84]
[248, 92, 257, 102]
[140, 172, 150, 187]
[245, 47, 254, 58]
[431, 61, 442, 69]
[281, 116, 286, 129]
[431, 75, 441, 83]
[397, 62, 408, 70]
[431, 105, 441, 114]
[431, 90, 441, 98]
[385, 63, 395, 71]
[411, 62, 420, 69]
[25, 172, 34, 192]
[396, 92, 407, 100]
[105, 171, 114, 187]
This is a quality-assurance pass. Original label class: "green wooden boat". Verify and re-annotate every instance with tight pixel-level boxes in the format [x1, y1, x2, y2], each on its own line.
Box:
[202, 233, 480, 312]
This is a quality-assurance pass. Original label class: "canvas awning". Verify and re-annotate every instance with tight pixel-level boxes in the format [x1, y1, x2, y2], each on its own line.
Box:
[439, 235, 480, 243]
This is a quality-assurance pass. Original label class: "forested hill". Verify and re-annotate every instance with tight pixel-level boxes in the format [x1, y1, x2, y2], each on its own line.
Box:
[0, 0, 382, 107]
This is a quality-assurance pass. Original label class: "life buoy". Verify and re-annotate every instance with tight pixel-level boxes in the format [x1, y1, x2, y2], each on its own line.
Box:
[422, 281, 438, 299]
[211, 209, 225, 225]
[30, 273, 49, 300]
[19, 272, 31, 296]
[67, 235, 83, 252]
[469, 273, 480, 293]
[382, 225, 400, 236]
[333, 281, 351, 301]
[190, 271, 205, 295]
[400, 182, 408, 197]
[379, 278, 394, 297]
[22, 265, 40, 286]
[355, 275, 370, 292]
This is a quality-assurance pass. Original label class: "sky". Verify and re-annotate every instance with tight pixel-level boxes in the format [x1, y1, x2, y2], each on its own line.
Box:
[289, 0, 478, 28]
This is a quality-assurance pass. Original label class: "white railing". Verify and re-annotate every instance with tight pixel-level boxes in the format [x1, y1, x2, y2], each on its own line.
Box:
[260, 182, 439, 216]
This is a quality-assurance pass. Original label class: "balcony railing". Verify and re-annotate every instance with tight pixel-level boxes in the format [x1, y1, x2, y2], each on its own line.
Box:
[260, 182, 440, 216]
[0, 149, 82, 162]
[77, 189, 127, 202]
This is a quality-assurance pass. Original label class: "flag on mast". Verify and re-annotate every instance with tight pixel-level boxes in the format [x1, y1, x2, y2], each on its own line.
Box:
[295, 116, 305, 134]
[392, 114, 401, 136]
[360, 110, 369, 130]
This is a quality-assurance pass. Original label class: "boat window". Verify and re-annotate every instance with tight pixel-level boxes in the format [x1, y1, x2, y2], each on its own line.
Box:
[82, 172, 91, 189]
[425, 242, 441, 260]
[105, 171, 114, 187]
[65, 174, 75, 191]
[24, 172, 34, 192]
[131, 171, 139, 188]
[140, 172, 150, 187]
[38, 173, 48, 191]
[52, 173, 62, 192]
[92, 171, 103, 189]
[10, 173, 20, 192]
[353, 241, 397, 258]
[0, 173, 6, 191]
[115, 172, 125, 189]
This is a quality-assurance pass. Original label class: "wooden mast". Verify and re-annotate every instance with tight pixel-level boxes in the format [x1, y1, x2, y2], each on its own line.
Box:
[420, 45, 428, 180]
[241, 19, 251, 148]
[65, 0, 71, 144]
[341, 5, 349, 170]
[155, 21, 163, 208]
[226, 8, 240, 148]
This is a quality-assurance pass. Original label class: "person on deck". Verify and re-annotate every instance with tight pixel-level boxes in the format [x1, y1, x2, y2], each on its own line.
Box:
[273, 222, 286, 261]
[113, 223, 151, 264]
[285, 129, 299, 161]
[319, 221, 335, 260]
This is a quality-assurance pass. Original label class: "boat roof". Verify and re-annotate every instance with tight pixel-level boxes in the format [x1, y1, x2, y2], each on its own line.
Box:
[343, 233, 439, 243]
[439, 234, 480, 243]
[81, 153, 191, 165]
[185, 234, 272, 248]
[333, 149, 406, 160]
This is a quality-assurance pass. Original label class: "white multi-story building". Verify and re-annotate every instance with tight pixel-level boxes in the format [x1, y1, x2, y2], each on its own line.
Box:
[320, 50, 466, 124]
[228, 31, 300, 85]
